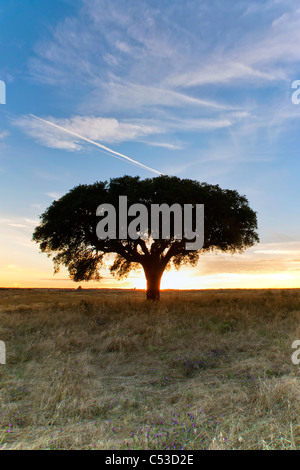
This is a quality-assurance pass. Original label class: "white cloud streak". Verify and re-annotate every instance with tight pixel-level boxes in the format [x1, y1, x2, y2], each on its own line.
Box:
[29, 114, 164, 175]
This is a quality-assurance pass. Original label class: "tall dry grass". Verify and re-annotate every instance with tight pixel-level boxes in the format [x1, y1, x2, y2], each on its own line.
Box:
[0, 288, 300, 449]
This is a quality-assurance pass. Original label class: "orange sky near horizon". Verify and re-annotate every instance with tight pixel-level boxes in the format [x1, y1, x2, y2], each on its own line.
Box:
[1, 237, 299, 290]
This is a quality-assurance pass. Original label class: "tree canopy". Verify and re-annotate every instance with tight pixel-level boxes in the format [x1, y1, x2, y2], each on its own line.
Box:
[33, 175, 259, 299]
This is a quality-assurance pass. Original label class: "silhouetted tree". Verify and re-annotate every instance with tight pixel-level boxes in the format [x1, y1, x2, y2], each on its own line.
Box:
[33, 175, 259, 300]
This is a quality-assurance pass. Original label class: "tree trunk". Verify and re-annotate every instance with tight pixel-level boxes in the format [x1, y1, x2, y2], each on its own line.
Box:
[143, 265, 164, 300]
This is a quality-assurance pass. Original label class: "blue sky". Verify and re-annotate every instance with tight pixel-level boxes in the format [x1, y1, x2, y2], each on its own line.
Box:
[1, 0, 300, 288]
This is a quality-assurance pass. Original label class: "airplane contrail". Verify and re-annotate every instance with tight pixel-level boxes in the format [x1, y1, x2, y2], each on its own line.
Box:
[29, 114, 165, 176]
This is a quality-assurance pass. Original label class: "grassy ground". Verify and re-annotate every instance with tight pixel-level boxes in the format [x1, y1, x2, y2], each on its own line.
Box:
[0, 287, 300, 450]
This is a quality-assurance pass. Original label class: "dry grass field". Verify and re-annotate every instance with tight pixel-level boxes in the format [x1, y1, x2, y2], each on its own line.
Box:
[0, 287, 300, 450]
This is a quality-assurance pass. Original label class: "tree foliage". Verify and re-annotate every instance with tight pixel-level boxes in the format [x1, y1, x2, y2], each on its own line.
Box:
[33, 175, 259, 299]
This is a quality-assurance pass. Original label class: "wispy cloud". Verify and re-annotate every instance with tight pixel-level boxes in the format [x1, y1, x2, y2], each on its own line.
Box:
[199, 241, 300, 276]
[14, 114, 162, 150]
[167, 63, 280, 89]
[30, 203, 43, 210]
[29, 0, 300, 93]
[45, 192, 61, 200]
[25, 0, 300, 151]
[0, 130, 9, 139]
[139, 140, 183, 151]
[88, 81, 233, 113]
[14, 111, 243, 158]
[0, 217, 39, 232]
[170, 8, 300, 89]
[26, 0, 247, 116]
[19, 114, 164, 175]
